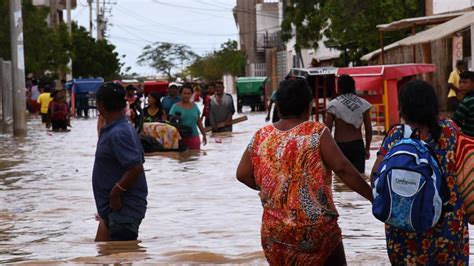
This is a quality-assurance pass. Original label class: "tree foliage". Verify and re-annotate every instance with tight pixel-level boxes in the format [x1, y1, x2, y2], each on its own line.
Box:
[0, 0, 122, 80]
[71, 24, 122, 80]
[137, 42, 197, 79]
[281, 0, 422, 66]
[0, 0, 70, 77]
[188, 40, 245, 81]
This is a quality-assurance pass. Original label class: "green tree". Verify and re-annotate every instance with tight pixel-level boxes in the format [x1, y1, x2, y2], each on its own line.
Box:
[71, 24, 122, 80]
[188, 40, 245, 81]
[0, 0, 70, 78]
[137, 42, 198, 80]
[0, 1, 122, 80]
[281, 0, 422, 66]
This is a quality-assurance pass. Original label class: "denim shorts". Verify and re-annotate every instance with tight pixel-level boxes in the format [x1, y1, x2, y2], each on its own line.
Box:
[106, 212, 142, 241]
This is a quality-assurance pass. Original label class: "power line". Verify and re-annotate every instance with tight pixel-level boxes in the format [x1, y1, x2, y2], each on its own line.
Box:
[114, 4, 239, 36]
[153, 0, 282, 19]
[113, 4, 278, 37]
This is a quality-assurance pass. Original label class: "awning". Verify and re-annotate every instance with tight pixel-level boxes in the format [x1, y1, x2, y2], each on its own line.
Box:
[361, 40, 402, 61]
[399, 11, 474, 46]
[289, 67, 337, 77]
[236, 77, 267, 83]
[336, 64, 436, 91]
[73, 78, 104, 94]
[361, 11, 474, 61]
[377, 12, 466, 32]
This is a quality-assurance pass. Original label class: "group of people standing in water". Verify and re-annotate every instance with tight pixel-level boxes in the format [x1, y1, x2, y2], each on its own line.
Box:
[91, 71, 474, 265]
[238, 73, 474, 265]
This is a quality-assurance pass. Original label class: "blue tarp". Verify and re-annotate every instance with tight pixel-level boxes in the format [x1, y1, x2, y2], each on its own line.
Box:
[73, 78, 103, 94]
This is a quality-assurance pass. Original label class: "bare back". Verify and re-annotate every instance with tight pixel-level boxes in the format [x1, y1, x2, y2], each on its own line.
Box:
[333, 117, 363, 142]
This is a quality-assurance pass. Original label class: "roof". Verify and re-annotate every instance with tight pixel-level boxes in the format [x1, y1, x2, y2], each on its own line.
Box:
[73, 78, 104, 93]
[121, 79, 139, 83]
[361, 11, 474, 61]
[289, 67, 337, 77]
[73, 78, 104, 83]
[377, 12, 466, 32]
[361, 39, 404, 61]
[336, 64, 436, 91]
[236, 77, 268, 83]
[399, 11, 474, 45]
[144, 81, 169, 85]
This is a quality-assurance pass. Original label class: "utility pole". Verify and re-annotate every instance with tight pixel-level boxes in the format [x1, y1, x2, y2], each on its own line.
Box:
[66, 0, 72, 81]
[88, 0, 93, 37]
[96, 0, 101, 40]
[9, 0, 26, 136]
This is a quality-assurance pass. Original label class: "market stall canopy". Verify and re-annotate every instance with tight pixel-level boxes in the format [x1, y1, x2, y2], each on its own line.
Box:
[73, 78, 104, 94]
[288, 67, 337, 78]
[336, 64, 436, 92]
[399, 11, 474, 46]
[362, 11, 474, 61]
[377, 12, 466, 32]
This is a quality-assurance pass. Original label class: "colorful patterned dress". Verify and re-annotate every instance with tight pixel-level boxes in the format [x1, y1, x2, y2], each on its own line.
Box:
[248, 121, 342, 265]
[378, 119, 469, 265]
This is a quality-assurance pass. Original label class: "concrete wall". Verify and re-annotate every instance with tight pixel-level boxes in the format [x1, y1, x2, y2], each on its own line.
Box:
[235, 0, 261, 76]
[432, 0, 473, 14]
[256, 2, 282, 34]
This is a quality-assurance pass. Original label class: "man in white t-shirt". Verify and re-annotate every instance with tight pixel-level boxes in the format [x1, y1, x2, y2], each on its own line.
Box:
[325, 75, 373, 174]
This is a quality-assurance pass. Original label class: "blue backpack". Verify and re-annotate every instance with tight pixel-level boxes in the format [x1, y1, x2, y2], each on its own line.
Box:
[372, 125, 447, 232]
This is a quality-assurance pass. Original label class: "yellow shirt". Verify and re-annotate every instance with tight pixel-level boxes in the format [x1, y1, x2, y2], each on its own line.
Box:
[448, 69, 460, 98]
[37, 92, 52, 114]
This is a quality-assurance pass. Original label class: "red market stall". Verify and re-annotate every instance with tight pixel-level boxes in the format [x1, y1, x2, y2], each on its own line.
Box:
[336, 64, 436, 131]
[143, 81, 169, 97]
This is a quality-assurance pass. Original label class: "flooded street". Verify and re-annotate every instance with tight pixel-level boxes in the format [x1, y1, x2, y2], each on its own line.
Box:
[0, 110, 471, 264]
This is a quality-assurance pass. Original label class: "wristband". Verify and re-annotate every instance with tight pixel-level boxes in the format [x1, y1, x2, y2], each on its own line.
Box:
[115, 182, 127, 192]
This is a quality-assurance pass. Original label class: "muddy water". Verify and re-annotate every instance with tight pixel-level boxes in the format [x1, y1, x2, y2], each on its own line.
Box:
[0, 111, 471, 264]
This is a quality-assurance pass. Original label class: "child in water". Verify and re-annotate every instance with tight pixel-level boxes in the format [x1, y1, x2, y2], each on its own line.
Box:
[48, 90, 70, 132]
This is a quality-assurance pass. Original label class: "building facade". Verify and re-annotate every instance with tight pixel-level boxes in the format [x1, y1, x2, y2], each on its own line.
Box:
[234, 0, 340, 91]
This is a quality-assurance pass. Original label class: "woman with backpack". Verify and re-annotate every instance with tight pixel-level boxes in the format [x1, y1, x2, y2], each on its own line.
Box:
[371, 80, 469, 264]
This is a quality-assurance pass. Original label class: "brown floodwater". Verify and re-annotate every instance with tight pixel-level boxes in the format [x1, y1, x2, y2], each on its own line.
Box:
[0, 111, 472, 265]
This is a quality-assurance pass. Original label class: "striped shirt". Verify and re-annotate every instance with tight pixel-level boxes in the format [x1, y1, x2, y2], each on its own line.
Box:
[452, 92, 474, 137]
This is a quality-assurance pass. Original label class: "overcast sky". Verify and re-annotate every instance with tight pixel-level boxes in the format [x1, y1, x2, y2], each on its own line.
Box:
[72, 0, 238, 76]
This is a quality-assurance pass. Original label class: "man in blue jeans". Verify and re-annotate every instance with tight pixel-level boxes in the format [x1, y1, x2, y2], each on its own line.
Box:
[93, 82, 148, 241]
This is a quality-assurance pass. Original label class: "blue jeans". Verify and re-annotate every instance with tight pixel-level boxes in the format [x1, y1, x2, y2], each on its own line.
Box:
[107, 212, 142, 241]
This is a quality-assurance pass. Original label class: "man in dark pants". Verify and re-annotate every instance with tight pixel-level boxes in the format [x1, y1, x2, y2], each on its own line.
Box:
[325, 75, 373, 174]
[93, 82, 148, 241]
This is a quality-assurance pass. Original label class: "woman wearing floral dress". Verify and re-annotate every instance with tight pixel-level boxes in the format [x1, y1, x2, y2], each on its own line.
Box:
[371, 80, 469, 264]
[237, 78, 373, 265]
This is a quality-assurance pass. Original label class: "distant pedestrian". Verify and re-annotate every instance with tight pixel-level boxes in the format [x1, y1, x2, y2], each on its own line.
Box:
[209, 81, 235, 133]
[143, 91, 166, 123]
[161, 83, 181, 116]
[169, 83, 207, 150]
[29, 79, 40, 114]
[265, 90, 279, 123]
[447, 60, 467, 112]
[47, 90, 69, 132]
[325, 75, 372, 174]
[452, 71, 474, 137]
[37, 85, 52, 124]
[201, 82, 215, 127]
[93, 82, 148, 241]
[237, 78, 372, 265]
